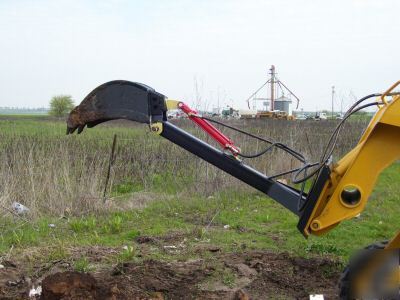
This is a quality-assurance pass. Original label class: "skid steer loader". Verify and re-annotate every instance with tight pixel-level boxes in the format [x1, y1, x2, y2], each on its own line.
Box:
[67, 80, 400, 299]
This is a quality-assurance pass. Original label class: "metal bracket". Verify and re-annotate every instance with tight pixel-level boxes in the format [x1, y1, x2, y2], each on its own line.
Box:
[150, 122, 163, 135]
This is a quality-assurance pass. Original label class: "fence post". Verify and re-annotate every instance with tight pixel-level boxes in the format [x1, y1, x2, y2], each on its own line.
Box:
[103, 134, 118, 203]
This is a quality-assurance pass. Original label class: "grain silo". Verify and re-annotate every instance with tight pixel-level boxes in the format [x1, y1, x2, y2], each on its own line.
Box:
[246, 65, 299, 117]
[274, 95, 292, 115]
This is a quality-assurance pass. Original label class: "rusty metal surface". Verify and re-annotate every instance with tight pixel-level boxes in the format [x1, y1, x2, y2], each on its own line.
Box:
[67, 93, 106, 134]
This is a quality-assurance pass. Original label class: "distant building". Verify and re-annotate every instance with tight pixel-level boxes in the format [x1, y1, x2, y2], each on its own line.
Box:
[212, 107, 220, 115]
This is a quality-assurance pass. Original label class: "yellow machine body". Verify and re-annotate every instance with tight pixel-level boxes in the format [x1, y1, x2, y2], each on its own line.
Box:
[303, 82, 400, 251]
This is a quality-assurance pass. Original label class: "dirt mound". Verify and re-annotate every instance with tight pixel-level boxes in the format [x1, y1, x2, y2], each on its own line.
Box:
[41, 272, 97, 300]
[0, 250, 341, 300]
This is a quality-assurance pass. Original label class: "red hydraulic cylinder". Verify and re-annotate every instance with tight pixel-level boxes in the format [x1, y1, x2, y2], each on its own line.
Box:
[177, 102, 240, 156]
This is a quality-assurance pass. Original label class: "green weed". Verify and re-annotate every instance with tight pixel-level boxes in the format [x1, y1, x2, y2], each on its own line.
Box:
[305, 241, 344, 256]
[112, 181, 143, 196]
[222, 269, 236, 288]
[117, 245, 136, 262]
[69, 217, 97, 233]
[103, 215, 123, 234]
[47, 243, 70, 261]
[123, 229, 141, 240]
[74, 257, 92, 272]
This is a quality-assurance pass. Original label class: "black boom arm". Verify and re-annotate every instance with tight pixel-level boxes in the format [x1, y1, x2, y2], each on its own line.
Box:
[159, 121, 305, 215]
[67, 80, 328, 233]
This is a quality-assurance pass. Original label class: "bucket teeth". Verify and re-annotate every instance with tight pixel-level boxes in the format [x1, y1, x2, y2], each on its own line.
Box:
[66, 126, 74, 135]
[66, 87, 110, 135]
[66, 108, 89, 135]
[77, 125, 85, 134]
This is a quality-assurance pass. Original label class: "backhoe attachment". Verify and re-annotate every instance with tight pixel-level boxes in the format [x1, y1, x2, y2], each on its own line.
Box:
[67, 80, 400, 243]
[67, 80, 307, 217]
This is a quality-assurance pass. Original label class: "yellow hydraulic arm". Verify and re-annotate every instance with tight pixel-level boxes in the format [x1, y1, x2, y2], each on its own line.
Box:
[302, 81, 400, 249]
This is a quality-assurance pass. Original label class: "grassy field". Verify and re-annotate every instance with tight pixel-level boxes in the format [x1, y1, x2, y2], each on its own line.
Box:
[0, 115, 369, 217]
[0, 115, 398, 265]
[1, 115, 399, 298]
[1, 169, 398, 263]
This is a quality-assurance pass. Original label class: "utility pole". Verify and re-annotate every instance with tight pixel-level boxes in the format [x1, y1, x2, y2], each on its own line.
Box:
[340, 97, 343, 115]
[331, 85, 335, 119]
[270, 65, 275, 111]
[217, 86, 220, 115]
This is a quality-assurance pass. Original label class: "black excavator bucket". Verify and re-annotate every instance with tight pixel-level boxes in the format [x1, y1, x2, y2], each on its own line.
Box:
[67, 80, 167, 134]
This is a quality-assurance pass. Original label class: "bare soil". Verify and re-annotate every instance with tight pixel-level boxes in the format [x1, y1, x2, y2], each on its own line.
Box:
[0, 247, 341, 300]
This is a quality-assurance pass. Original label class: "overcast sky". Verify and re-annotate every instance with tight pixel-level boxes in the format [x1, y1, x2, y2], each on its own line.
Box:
[0, 0, 399, 111]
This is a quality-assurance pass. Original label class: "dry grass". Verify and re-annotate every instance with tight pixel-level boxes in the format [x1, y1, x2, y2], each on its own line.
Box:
[0, 117, 369, 219]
